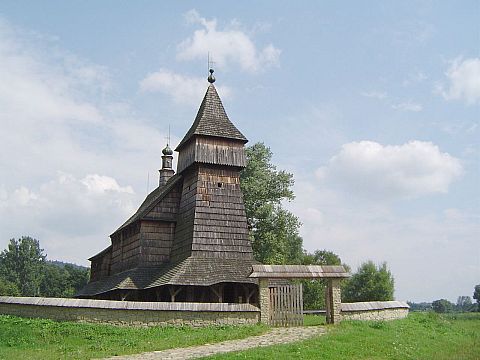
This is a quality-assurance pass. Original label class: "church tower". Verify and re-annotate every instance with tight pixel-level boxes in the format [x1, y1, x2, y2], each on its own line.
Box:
[171, 70, 252, 261]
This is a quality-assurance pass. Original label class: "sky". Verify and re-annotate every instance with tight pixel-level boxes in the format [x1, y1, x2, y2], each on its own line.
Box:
[0, 1, 478, 303]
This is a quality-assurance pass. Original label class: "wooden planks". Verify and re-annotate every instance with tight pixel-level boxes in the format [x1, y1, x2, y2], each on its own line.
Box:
[268, 284, 303, 327]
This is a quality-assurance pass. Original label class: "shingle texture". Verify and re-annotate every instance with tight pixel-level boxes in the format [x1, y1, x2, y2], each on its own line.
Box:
[176, 84, 247, 150]
[341, 301, 410, 312]
[77, 257, 257, 297]
[249, 265, 350, 279]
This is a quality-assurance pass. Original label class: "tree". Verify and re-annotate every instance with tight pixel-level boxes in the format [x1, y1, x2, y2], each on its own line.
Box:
[301, 250, 349, 310]
[474, 285, 480, 311]
[241, 143, 303, 264]
[342, 261, 394, 302]
[432, 299, 454, 313]
[63, 264, 89, 294]
[456, 296, 473, 312]
[0, 277, 20, 296]
[0, 237, 46, 296]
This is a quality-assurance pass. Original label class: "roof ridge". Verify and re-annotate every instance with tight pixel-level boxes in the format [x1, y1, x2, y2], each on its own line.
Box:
[113, 174, 182, 234]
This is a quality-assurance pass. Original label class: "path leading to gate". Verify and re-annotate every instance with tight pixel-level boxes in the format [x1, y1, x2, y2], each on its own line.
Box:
[106, 326, 326, 360]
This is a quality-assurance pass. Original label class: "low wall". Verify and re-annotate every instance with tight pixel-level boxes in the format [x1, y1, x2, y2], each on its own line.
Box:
[341, 301, 409, 321]
[0, 296, 259, 327]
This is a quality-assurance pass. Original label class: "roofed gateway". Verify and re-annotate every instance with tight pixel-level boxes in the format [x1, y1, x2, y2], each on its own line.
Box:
[77, 72, 258, 304]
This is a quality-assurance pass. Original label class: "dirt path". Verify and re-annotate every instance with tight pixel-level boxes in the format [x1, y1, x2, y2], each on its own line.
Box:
[106, 326, 325, 360]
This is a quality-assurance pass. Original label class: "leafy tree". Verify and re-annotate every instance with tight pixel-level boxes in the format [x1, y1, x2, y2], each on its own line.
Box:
[432, 299, 454, 313]
[301, 250, 348, 310]
[474, 285, 480, 311]
[342, 261, 394, 302]
[0, 277, 20, 296]
[63, 264, 89, 294]
[0, 237, 46, 296]
[456, 296, 473, 312]
[241, 143, 303, 264]
[40, 263, 72, 297]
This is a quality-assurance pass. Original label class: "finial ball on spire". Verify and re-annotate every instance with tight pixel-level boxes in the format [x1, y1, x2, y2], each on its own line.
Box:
[208, 68, 216, 83]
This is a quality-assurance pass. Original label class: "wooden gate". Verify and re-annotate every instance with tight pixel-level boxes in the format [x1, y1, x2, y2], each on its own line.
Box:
[269, 284, 303, 326]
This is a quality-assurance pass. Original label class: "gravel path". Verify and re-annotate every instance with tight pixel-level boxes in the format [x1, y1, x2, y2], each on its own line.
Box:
[106, 326, 325, 360]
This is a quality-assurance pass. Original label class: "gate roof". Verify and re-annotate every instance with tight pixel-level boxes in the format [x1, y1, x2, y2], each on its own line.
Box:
[249, 264, 350, 279]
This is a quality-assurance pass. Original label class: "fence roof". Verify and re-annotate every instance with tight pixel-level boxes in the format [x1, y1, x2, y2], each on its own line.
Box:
[341, 301, 410, 312]
[248, 264, 350, 279]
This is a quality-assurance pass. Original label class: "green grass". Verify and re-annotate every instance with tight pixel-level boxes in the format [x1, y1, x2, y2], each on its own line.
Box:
[1, 313, 478, 360]
[0, 315, 267, 360]
[205, 312, 480, 360]
[303, 314, 326, 326]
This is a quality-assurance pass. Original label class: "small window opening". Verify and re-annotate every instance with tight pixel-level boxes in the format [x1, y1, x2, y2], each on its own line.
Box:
[217, 182, 222, 188]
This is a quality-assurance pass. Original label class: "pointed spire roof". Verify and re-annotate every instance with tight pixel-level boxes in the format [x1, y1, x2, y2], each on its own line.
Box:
[175, 84, 247, 151]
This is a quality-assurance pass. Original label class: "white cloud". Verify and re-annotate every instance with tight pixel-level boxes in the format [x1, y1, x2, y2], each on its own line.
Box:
[177, 9, 281, 72]
[287, 174, 479, 302]
[438, 57, 480, 104]
[316, 141, 463, 200]
[140, 68, 231, 104]
[0, 18, 170, 264]
[391, 101, 423, 112]
[0, 173, 137, 262]
[361, 91, 387, 99]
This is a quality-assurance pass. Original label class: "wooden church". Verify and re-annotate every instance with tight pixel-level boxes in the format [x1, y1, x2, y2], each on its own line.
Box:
[78, 70, 258, 304]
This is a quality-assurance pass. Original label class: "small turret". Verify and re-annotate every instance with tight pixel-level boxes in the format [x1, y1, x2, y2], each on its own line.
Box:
[159, 144, 174, 187]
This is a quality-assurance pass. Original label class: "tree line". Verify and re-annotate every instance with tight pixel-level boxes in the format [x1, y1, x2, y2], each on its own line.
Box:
[408, 288, 480, 313]
[0, 237, 89, 298]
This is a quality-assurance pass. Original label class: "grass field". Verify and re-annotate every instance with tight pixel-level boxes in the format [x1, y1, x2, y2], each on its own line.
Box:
[206, 312, 480, 360]
[0, 315, 267, 359]
[0, 312, 478, 359]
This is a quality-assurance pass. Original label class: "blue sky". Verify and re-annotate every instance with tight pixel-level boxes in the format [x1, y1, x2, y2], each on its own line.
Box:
[0, 1, 478, 302]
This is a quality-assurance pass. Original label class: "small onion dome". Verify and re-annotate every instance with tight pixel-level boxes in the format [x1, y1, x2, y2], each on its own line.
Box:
[162, 144, 173, 156]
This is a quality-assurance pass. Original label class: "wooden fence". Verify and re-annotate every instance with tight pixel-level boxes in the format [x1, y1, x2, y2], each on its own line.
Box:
[268, 284, 303, 326]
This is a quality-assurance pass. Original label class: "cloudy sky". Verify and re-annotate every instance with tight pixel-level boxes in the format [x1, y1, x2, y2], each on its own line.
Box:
[0, 1, 478, 302]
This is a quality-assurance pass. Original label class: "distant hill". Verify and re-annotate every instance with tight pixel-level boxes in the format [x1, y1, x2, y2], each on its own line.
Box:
[47, 260, 89, 271]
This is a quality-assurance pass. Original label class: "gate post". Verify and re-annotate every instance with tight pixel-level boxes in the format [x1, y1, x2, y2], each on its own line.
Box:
[326, 279, 342, 324]
[258, 278, 270, 324]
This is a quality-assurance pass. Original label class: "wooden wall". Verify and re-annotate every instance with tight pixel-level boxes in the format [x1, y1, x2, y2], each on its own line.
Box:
[170, 168, 198, 261]
[192, 165, 252, 259]
[90, 248, 112, 282]
[110, 222, 142, 274]
[177, 136, 246, 174]
[170, 164, 253, 262]
[140, 221, 175, 265]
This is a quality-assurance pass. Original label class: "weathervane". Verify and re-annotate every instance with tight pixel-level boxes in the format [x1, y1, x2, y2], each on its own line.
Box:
[207, 52, 216, 83]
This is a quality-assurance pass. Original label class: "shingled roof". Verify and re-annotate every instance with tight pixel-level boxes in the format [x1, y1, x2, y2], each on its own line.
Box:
[77, 257, 258, 297]
[175, 84, 247, 151]
[113, 174, 182, 234]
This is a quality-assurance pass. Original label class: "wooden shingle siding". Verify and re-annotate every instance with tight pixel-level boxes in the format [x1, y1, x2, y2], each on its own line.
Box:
[170, 169, 198, 261]
[170, 164, 252, 262]
[140, 221, 175, 266]
[177, 137, 246, 174]
[90, 246, 112, 282]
